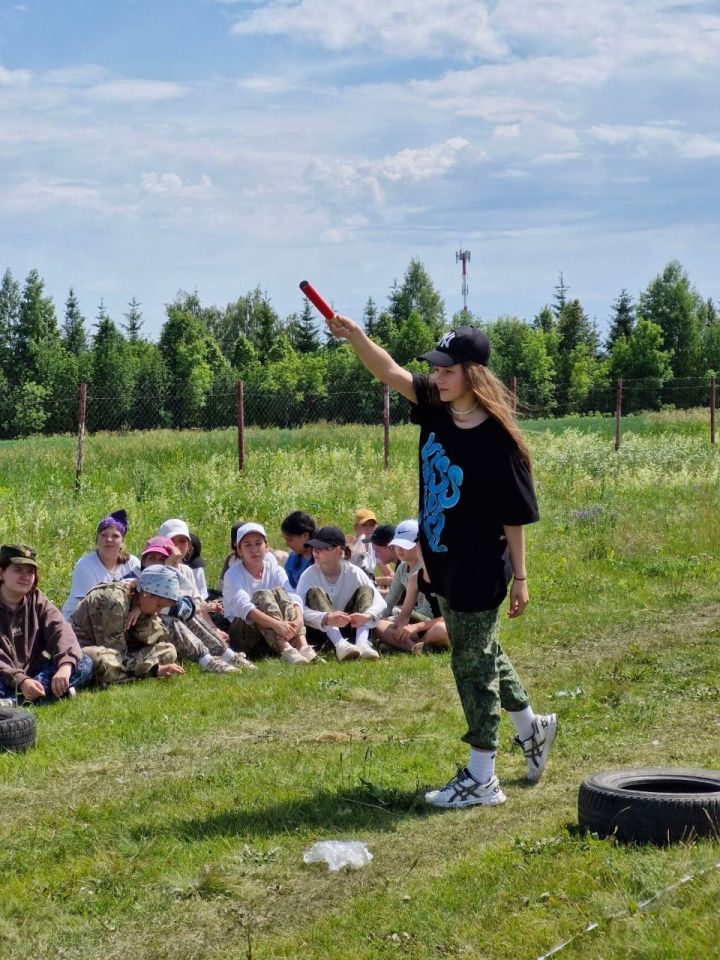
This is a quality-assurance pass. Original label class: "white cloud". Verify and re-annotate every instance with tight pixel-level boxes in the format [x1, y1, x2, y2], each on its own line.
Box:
[590, 124, 720, 158]
[4, 177, 136, 216]
[88, 80, 186, 102]
[0, 64, 32, 87]
[230, 0, 507, 59]
[140, 171, 215, 197]
[308, 138, 470, 207]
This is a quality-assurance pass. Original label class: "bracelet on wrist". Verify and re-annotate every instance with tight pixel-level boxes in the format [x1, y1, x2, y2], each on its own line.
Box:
[513, 575, 527, 581]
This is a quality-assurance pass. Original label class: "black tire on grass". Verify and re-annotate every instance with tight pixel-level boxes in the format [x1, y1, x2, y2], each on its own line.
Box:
[578, 768, 720, 844]
[0, 707, 36, 753]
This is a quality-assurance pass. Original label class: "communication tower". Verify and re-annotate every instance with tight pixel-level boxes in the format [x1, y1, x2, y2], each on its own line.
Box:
[456, 249, 471, 315]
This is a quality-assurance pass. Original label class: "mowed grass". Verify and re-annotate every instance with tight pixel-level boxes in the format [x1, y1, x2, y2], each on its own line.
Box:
[1, 411, 719, 960]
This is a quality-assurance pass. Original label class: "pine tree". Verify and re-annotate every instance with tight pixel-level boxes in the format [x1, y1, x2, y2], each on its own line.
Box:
[552, 272, 569, 317]
[0, 268, 21, 376]
[388, 259, 445, 339]
[63, 287, 88, 356]
[14, 269, 58, 384]
[606, 289, 635, 351]
[123, 296, 144, 343]
[363, 298, 379, 337]
[287, 299, 320, 354]
[89, 302, 132, 430]
[637, 261, 702, 377]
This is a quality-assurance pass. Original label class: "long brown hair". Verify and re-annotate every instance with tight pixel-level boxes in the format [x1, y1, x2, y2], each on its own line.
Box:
[463, 363, 531, 467]
[428, 363, 531, 467]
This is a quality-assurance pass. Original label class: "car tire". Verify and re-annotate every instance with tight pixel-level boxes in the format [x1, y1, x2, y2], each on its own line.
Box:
[578, 768, 720, 844]
[0, 707, 37, 753]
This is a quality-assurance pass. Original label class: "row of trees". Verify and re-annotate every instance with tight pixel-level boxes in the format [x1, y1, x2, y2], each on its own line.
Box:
[0, 259, 718, 437]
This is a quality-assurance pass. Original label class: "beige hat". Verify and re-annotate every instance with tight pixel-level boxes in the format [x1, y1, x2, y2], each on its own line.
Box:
[354, 509, 377, 526]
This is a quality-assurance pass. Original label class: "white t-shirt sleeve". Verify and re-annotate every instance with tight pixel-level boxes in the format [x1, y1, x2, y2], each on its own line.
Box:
[62, 553, 102, 619]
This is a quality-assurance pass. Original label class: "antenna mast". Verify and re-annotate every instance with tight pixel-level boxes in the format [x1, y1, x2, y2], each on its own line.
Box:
[456, 249, 471, 315]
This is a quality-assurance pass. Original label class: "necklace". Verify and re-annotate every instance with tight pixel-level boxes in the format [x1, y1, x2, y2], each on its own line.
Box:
[449, 400, 479, 416]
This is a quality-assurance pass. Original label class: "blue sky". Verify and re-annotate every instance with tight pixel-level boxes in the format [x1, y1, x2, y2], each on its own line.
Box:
[1, 0, 718, 338]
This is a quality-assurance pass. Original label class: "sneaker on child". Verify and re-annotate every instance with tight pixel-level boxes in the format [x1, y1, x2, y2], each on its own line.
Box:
[335, 639, 360, 661]
[425, 769, 507, 809]
[201, 657, 238, 674]
[356, 641, 380, 661]
[298, 646, 318, 663]
[513, 713, 558, 782]
[281, 647, 309, 665]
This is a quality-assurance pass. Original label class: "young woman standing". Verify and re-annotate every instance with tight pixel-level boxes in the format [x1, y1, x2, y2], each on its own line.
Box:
[326, 317, 557, 809]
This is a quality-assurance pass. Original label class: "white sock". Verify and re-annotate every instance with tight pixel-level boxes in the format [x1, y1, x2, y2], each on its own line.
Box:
[355, 625, 371, 647]
[325, 626, 345, 647]
[198, 653, 212, 668]
[468, 749, 496, 784]
[222, 648, 235, 662]
[509, 706, 536, 742]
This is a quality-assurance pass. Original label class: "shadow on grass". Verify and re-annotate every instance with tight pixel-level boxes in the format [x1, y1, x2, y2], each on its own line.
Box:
[147, 783, 430, 844]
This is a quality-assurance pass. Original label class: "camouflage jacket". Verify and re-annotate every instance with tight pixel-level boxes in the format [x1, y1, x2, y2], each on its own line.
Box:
[70, 581, 168, 652]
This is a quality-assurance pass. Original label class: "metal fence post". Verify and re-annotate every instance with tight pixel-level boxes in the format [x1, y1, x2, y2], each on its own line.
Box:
[510, 375, 517, 414]
[383, 383, 390, 470]
[75, 382, 87, 493]
[711, 375, 716, 446]
[236, 380, 245, 472]
[614, 378, 623, 451]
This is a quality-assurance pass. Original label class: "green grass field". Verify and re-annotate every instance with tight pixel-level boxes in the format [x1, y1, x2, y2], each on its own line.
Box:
[1, 412, 719, 960]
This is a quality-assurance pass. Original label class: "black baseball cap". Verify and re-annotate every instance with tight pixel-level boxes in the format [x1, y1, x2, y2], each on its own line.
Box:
[304, 525, 346, 549]
[363, 523, 395, 546]
[418, 326, 490, 367]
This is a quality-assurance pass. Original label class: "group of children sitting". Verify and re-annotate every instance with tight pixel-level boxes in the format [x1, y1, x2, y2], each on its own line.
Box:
[0, 508, 450, 708]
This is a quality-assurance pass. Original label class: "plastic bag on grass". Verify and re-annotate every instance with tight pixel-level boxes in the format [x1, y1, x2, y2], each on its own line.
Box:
[303, 840, 373, 872]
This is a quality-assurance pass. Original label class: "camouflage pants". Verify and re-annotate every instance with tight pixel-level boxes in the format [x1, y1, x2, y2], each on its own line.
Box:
[305, 585, 375, 645]
[439, 600, 529, 751]
[160, 614, 227, 661]
[229, 588, 305, 657]
[83, 642, 177, 685]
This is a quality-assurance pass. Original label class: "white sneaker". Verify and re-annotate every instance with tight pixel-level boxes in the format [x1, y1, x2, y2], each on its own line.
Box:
[425, 769, 506, 809]
[281, 647, 308, 665]
[335, 639, 360, 661]
[514, 713, 558, 782]
[298, 645, 318, 663]
[356, 642, 380, 660]
[0, 697, 19, 709]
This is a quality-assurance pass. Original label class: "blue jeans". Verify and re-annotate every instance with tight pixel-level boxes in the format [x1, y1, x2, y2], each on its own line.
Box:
[0, 654, 94, 705]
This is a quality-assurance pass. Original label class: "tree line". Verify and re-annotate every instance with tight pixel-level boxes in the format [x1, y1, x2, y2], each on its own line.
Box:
[0, 258, 718, 438]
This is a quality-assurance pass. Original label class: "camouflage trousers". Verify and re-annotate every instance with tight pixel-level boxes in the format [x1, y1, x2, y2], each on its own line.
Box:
[439, 600, 529, 751]
[305, 585, 375, 646]
[83, 642, 177, 685]
[229, 588, 305, 657]
[160, 614, 226, 662]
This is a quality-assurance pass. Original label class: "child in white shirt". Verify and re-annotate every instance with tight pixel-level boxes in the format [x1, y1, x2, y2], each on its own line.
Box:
[223, 523, 315, 665]
[297, 526, 385, 661]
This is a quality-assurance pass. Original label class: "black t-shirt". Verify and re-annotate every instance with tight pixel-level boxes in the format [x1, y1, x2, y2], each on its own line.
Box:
[410, 373, 539, 612]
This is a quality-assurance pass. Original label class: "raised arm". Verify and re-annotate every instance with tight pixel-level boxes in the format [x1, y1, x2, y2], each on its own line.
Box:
[326, 314, 417, 403]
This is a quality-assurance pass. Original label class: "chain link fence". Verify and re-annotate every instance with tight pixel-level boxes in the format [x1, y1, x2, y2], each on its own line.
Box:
[1, 377, 717, 471]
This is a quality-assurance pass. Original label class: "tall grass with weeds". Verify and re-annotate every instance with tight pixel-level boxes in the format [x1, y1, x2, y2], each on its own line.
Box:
[0, 412, 719, 959]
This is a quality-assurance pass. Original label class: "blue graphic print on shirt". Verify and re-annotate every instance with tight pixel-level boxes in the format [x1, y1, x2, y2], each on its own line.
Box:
[420, 432, 464, 552]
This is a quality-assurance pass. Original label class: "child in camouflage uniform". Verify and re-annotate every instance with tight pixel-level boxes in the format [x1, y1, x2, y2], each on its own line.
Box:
[71, 565, 184, 685]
